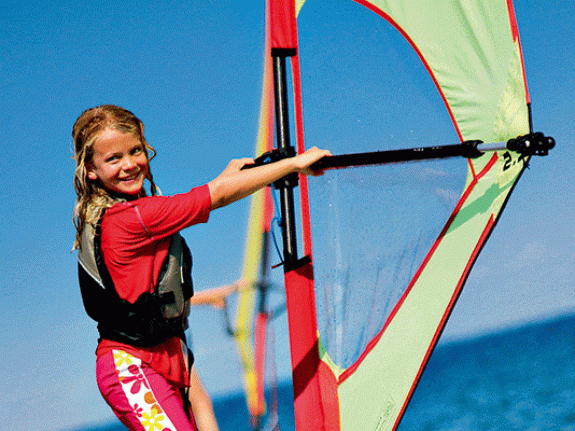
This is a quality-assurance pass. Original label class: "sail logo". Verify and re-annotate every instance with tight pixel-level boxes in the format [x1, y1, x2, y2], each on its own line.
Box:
[375, 397, 397, 431]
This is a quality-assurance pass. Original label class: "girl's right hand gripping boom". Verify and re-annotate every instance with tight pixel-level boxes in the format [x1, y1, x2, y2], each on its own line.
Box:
[208, 147, 331, 210]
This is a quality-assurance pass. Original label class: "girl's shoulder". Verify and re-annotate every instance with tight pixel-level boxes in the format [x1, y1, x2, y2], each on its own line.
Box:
[104, 194, 160, 214]
[102, 185, 211, 238]
[106, 185, 211, 215]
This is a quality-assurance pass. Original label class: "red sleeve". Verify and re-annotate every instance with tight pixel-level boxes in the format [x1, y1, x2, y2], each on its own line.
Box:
[100, 184, 211, 303]
[105, 184, 212, 241]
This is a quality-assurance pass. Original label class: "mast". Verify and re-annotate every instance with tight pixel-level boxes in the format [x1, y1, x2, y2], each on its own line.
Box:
[266, 1, 337, 430]
[272, 53, 299, 268]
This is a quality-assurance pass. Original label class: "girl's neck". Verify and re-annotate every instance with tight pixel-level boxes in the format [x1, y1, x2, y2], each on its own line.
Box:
[108, 190, 145, 201]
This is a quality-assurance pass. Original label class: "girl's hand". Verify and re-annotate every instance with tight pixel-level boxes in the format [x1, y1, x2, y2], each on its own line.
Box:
[293, 147, 332, 176]
[208, 147, 330, 210]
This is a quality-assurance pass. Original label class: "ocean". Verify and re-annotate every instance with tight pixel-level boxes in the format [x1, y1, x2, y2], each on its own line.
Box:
[84, 313, 575, 431]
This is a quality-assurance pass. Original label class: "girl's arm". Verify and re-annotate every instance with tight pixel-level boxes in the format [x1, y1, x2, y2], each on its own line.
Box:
[189, 282, 245, 309]
[208, 146, 330, 210]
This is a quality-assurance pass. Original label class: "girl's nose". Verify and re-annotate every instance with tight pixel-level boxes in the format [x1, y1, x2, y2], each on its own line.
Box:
[123, 156, 137, 170]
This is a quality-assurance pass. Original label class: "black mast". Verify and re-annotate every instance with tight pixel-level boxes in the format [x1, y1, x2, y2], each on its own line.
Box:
[272, 49, 299, 269]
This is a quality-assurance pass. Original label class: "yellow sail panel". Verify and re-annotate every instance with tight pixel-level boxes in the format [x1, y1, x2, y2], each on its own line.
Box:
[233, 30, 275, 421]
[233, 189, 266, 418]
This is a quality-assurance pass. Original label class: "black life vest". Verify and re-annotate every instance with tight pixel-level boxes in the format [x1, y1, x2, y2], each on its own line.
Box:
[77, 217, 194, 347]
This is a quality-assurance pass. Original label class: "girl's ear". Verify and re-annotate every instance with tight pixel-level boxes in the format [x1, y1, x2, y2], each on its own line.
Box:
[86, 164, 98, 181]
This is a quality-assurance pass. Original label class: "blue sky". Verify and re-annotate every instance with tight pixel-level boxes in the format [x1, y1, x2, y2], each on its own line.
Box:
[1, 1, 573, 430]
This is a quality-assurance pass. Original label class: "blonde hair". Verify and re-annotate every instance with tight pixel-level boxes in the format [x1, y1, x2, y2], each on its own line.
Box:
[72, 105, 158, 249]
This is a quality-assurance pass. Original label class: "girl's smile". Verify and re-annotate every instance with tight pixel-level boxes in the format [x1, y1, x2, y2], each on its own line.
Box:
[87, 129, 149, 196]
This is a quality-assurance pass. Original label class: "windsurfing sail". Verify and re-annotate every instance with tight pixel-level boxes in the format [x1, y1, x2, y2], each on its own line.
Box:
[256, 0, 554, 430]
[227, 12, 282, 429]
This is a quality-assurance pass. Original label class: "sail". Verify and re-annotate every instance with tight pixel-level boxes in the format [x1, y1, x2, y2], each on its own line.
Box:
[262, 0, 542, 430]
[232, 22, 276, 426]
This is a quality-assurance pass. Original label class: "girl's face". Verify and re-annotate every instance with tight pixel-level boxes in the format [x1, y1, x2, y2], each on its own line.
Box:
[87, 129, 149, 196]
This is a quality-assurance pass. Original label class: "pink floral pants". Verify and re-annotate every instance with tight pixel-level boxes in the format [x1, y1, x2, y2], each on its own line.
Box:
[96, 350, 197, 431]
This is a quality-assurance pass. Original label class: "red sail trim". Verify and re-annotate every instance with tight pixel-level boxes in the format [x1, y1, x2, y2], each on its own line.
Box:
[291, 53, 314, 257]
[338, 152, 499, 385]
[284, 262, 340, 431]
[468, 158, 478, 179]
[267, 0, 337, 427]
[506, 0, 530, 104]
[318, 360, 341, 429]
[353, 0, 464, 142]
[286, 26, 337, 431]
[268, 0, 298, 52]
[254, 313, 268, 417]
[391, 213, 497, 430]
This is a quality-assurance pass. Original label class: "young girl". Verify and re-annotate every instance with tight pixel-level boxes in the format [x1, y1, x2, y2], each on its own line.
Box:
[72, 104, 329, 431]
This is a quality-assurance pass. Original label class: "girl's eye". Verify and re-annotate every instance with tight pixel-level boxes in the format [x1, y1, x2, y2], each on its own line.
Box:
[106, 155, 119, 163]
[132, 147, 143, 155]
